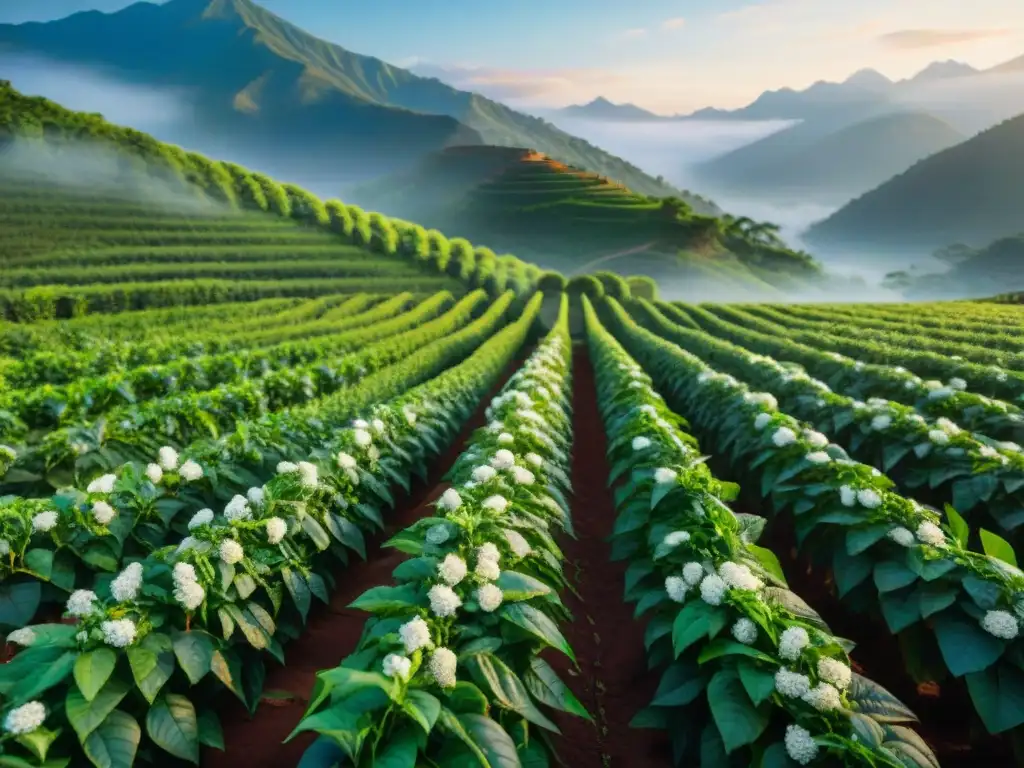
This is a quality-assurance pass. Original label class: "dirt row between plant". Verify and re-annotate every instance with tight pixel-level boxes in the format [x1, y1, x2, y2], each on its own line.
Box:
[544, 344, 672, 768]
[205, 351, 529, 768]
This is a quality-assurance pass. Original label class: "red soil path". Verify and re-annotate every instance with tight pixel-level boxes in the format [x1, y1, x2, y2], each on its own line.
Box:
[544, 345, 672, 767]
[205, 354, 527, 767]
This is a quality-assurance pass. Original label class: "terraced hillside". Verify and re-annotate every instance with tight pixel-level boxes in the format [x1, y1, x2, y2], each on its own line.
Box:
[353, 145, 824, 298]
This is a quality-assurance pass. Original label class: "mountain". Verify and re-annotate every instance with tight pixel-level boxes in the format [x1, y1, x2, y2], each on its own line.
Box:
[553, 97, 664, 122]
[349, 145, 822, 293]
[804, 112, 1024, 252]
[0, 0, 683, 199]
[989, 54, 1024, 74]
[906, 60, 979, 83]
[886, 234, 1024, 300]
[692, 110, 965, 204]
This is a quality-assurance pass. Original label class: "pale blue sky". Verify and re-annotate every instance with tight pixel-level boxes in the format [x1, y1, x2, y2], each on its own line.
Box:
[3, 0, 1022, 112]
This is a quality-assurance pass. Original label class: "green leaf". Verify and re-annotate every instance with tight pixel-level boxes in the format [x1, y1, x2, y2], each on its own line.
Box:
[445, 682, 490, 715]
[499, 603, 575, 661]
[171, 631, 213, 685]
[82, 710, 141, 768]
[698, 639, 775, 665]
[707, 668, 769, 752]
[762, 587, 830, 631]
[737, 660, 776, 707]
[457, 713, 520, 768]
[197, 709, 225, 751]
[402, 689, 441, 734]
[651, 659, 707, 707]
[463, 652, 560, 733]
[15, 650, 76, 703]
[210, 650, 245, 704]
[74, 649, 118, 703]
[980, 528, 1018, 568]
[348, 584, 421, 614]
[494, 571, 552, 602]
[944, 505, 969, 548]
[146, 694, 200, 764]
[0, 582, 41, 628]
[375, 729, 418, 768]
[523, 656, 591, 720]
[965, 664, 1024, 734]
[66, 676, 131, 741]
[282, 568, 312, 621]
[847, 673, 919, 724]
[760, 741, 800, 767]
[128, 634, 173, 704]
[672, 601, 714, 657]
[932, 612, 1006, 678]
[14, 725, 58, 762]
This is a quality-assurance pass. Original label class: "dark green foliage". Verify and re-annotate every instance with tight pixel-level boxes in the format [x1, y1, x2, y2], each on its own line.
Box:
[537, 271, 568, 292]
[625, 275, 658, 300]
[567, 275, 605, 300]
[593, 271, 631, 299]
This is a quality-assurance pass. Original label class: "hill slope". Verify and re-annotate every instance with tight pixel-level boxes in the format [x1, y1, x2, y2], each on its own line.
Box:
[0, 0, 687, 199]
[0, 79, 552, 320]
[694, 111, 965, 203]
[804, 112, 1024, 251]
[351, 145, 822, 292]
[552, 97, 665, 122]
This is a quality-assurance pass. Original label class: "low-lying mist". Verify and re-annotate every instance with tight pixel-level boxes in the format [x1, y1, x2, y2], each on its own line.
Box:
[1, 138, 227, 216]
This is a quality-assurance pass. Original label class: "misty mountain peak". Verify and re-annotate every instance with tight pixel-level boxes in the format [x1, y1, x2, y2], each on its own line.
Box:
[910, 60, 978, 82]
[843, 68, 892, 90]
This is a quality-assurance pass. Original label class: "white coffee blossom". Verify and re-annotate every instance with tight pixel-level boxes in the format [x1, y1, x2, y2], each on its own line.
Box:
[745, 392, 778, 410]
[32, 511, 58, 533]
[699, 574, 727, 605]
[662, 531, 691, 550]
[382, 654, 412, 680]
[785, 724, 820, 765]
[110, 562, 144, 602]
[399, 616, 432, 653]
[297, 461, 319, 488]
[371, 418, 386, 435]
[771, 427, 798, 447]
[887, 527, 915, 547]
[817, 657, 852, 690]
[173, 579, 205, 611]
[101, 618, 137, 648]
[839, 485, 856, 507]
[754, 413, 772, 430]
[871, 415, 892, 431]
[805, 451, 831, 465]
[928, 430, 950, 445]
[337, 452, 357, 470]
[428, 584, 462, 617]
[3, 701, 46, 735]
[6, 627, 35, 647]
[483, 495, 509, 514]
[654, 468, 677, 485]
[223, 495, 251, 522]
[718, 562, 762, 591]
[352, 419, 369, 429]
[266, 517, 287, 545]
[803, 430, 829, 448]
[475, 557, 500, 581]
[632, 436, 652, 451]
[438, 489, 462, 512]
[353, 429, 372, 448]
[665, 576, 689, 603]
[856, 489, 882, 509]
[478, 542, 501, 563]
[774, 668, 811, 698]
[981, 610, 1019, 640]
[66, 589, 98, 618]
[92, 501, 116, 526]
[778, 626, 810, 661]
[145, 463, 163, 484]
[497, 433, 514, 445]
[403, 407, 417, 426]
[504, 530, 531, 558]
[87, 474, 117, 494]
[472, 465, 498, 484]
[179, 460, 203, 482]
[247, 487, 265, 507]
[476, 584, 503, 612]
[803, 682, 842, 712]
[915, 521, 946, 547]
[490, 449, 516, 470]
[525, 452, 543, 468]
[429, 647, 458, 688]
[0, 539, 9, 556]
[731, 618, 758, 645]
[219, 539, 244, 565]
[509, 466, 536, 485]
[188, 508, 214, 529]
[438, 554, 468, 586]
[682, 562, 705, 586]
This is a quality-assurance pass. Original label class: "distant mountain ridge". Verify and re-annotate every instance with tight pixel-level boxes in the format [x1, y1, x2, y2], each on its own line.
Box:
[551, 97, 666, 122]
[0, 0, 688, 199]
[804, 112, 1024, 251]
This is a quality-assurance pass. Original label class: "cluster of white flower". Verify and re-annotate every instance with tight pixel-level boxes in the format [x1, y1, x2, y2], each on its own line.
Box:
[87, 473, 117, 495]
[778, 626, 810, 660]
[32, 510, 58, 533]
[179, 460, 204, 482]
[219, 539, 244, 565]
[771, 427, 798, 448]
[744, 392, 778, 410]
[382, 653, 412, 680]
[188, 508, 214, 529]
[399, 615, 431, 653]
[504, 529, 532, 558]
[654, 467, 677, 485]
[172, 562, 205, 611]
[784, 723, 819, 764]
[92, 500, 116, 525]
[438, 553, 467, 586]
[101, 618, 137, 648]
[981, 609, 1019, 640]
[266, 517, 288, 545]
[754, 412, 773, 430]
[67, 589, 98, 618]
[838, 485, 882, 510]
[3, 701, 46, 735]
[428, 584, 462, 617]
[429, 647, 457, 688]
[223, 495, 252, 522]
[438, 489, 462, 512]
[158, 446, 179, 472]
[6, 627, 35, 647]
[110, 562, 143, 602]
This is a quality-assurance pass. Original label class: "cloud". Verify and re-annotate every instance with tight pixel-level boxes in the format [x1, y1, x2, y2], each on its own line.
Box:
[877, 27, 1012, 49]
[409, 63, 621, 105]
[661, 17, 686, 30]
[621, 28, 647, 39]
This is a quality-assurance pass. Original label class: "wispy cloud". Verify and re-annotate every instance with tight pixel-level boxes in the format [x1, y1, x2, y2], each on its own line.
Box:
[878, 27, 1012, 49]
[620, 28, 647, 40]
[409, 62, 621, 105]
[661, 17, 686, 30]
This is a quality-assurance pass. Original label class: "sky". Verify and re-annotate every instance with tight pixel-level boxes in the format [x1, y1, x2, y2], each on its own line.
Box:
[2, 0, 1023, 113]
